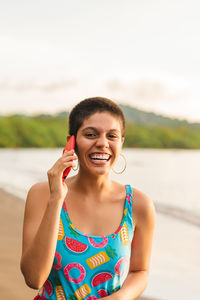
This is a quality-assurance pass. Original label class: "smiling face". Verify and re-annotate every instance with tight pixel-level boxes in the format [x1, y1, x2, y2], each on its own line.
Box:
[75, 112, 124, 176]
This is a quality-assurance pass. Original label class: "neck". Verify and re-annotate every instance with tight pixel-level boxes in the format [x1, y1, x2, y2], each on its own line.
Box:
[71, 167, 113, 200]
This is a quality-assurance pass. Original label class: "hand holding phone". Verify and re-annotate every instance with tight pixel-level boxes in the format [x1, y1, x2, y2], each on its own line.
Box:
[62, 135, 75, 182]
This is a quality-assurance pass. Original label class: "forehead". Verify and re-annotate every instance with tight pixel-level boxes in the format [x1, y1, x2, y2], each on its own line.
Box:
[80, 112, 121, 131]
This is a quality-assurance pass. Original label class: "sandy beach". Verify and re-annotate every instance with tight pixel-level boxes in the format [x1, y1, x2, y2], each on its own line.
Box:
[0, 188, 158, 300]
[0, 188, 36, 299]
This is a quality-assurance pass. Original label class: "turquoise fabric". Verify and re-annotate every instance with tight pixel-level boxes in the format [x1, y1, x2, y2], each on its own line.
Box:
[37, 184, 134, 300]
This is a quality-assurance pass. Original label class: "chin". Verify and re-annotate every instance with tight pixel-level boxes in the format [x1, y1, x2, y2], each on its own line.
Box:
[89, 166, 110, 176]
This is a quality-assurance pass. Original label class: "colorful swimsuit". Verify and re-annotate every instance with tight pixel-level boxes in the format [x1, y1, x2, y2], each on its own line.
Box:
[35, 184, 134, 300]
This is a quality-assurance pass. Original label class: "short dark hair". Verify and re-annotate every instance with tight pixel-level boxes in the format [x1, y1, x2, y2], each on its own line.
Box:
[68, 97, 126, 142]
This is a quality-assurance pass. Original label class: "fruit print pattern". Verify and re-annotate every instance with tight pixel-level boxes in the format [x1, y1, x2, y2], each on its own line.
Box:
[34, 184, 134, 300]
[56, 286, 66, 300]
[115, 257, 130, 284]
[97, 289, 108, 297]
[88, 236, 108, 248]
[44, 280, 53, 296]
[38, 287, 44, 296]
[86, 245, 117, 269]
[75, 283, 91, 299]
[92, 272, 113, 287]
[120, 222, 129, 246]
[58, 219, 65, 240]
[53, 252, 62, 270]
[86, 251, 110, 269]
[63, 237, 88, 254]
[64, 263, 86, 283]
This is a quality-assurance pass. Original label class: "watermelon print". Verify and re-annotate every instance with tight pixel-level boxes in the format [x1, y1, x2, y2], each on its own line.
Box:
[34, 184, 134, 300]
[63, 237, 88, 254]
[44, 280, 53, 296]
[92, 272, 113, 287]
[53, 251, 62, 270]
[97, 289, 108, 297]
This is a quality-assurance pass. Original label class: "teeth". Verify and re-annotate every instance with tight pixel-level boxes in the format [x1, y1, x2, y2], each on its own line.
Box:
[89, 153, 110, 160]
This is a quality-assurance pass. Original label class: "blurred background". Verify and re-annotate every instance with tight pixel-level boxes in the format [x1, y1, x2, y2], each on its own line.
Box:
[0, 1, 200, 300]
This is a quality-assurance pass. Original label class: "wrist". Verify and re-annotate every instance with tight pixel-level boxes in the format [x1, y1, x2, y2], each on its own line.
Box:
[48, 197, 64, 209]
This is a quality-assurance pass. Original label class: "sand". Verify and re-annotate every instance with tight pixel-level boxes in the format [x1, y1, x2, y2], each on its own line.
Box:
[0, 188, 36, 299]
[0, 188, 159, 300]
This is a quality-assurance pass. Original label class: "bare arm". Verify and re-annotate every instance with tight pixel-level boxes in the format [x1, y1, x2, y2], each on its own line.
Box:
[113, 188, 156, 300]
[20, 149, 77, 289]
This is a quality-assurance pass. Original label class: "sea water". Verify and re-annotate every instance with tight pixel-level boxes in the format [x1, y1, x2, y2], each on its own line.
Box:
[0, 148, 200, 300]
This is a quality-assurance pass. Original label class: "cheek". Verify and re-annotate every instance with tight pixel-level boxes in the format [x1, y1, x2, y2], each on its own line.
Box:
[75, 137, 92, 156]
[113, 140, 122, 150]
[109, 143, 121, 160]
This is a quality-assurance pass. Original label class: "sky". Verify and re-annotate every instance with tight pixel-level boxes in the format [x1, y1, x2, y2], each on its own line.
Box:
[0, 0, 200, 122]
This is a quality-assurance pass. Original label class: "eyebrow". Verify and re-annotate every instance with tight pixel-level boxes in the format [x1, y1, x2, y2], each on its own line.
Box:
[81, 126, 120, 133]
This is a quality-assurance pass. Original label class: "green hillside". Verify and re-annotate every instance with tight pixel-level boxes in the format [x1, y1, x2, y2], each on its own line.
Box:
[0, 105, 200, 149]
[120, 104, 200, 131]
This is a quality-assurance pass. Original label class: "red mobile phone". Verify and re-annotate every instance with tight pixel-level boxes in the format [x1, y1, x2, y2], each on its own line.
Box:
[62, 135, 75, 182]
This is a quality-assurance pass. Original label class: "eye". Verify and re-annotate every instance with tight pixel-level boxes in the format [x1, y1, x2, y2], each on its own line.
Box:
[85, 133, 96, 137]
[108, 134, 118, 139]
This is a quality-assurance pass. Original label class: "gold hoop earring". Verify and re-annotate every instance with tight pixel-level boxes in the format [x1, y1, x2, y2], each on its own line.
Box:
[72, 160, 79, 171]
[112, 153, 127, 174]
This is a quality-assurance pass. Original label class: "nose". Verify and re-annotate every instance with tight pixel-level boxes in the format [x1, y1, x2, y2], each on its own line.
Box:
[95, 134, 109, 148]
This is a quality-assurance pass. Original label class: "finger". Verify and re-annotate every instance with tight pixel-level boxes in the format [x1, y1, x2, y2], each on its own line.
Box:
[62, 155, 77, 162]
[63, 149, 74, 155]
[63, 161, 76, 167]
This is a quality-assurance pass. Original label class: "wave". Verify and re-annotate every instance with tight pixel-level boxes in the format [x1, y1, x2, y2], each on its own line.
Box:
[1, 182, 199, 228]
[155, 203, 200, 227]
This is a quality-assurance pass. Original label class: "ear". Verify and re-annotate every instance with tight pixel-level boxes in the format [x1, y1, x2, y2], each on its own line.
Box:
[121, 136, 125, 144]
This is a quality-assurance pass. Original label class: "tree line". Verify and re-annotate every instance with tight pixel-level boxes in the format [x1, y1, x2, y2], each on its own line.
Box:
[0, 115, 200, 149]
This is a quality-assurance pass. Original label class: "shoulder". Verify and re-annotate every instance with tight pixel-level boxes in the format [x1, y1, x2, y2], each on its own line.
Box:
[27, 181, 50, 199]
[131, 187, 156, 227]
[28, 181, 49, 193]
[25, 181, 50, 211]
[111, 180, 127, 200]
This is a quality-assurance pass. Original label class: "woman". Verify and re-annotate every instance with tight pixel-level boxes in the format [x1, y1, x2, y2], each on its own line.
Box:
[20, 97, 155, 300]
